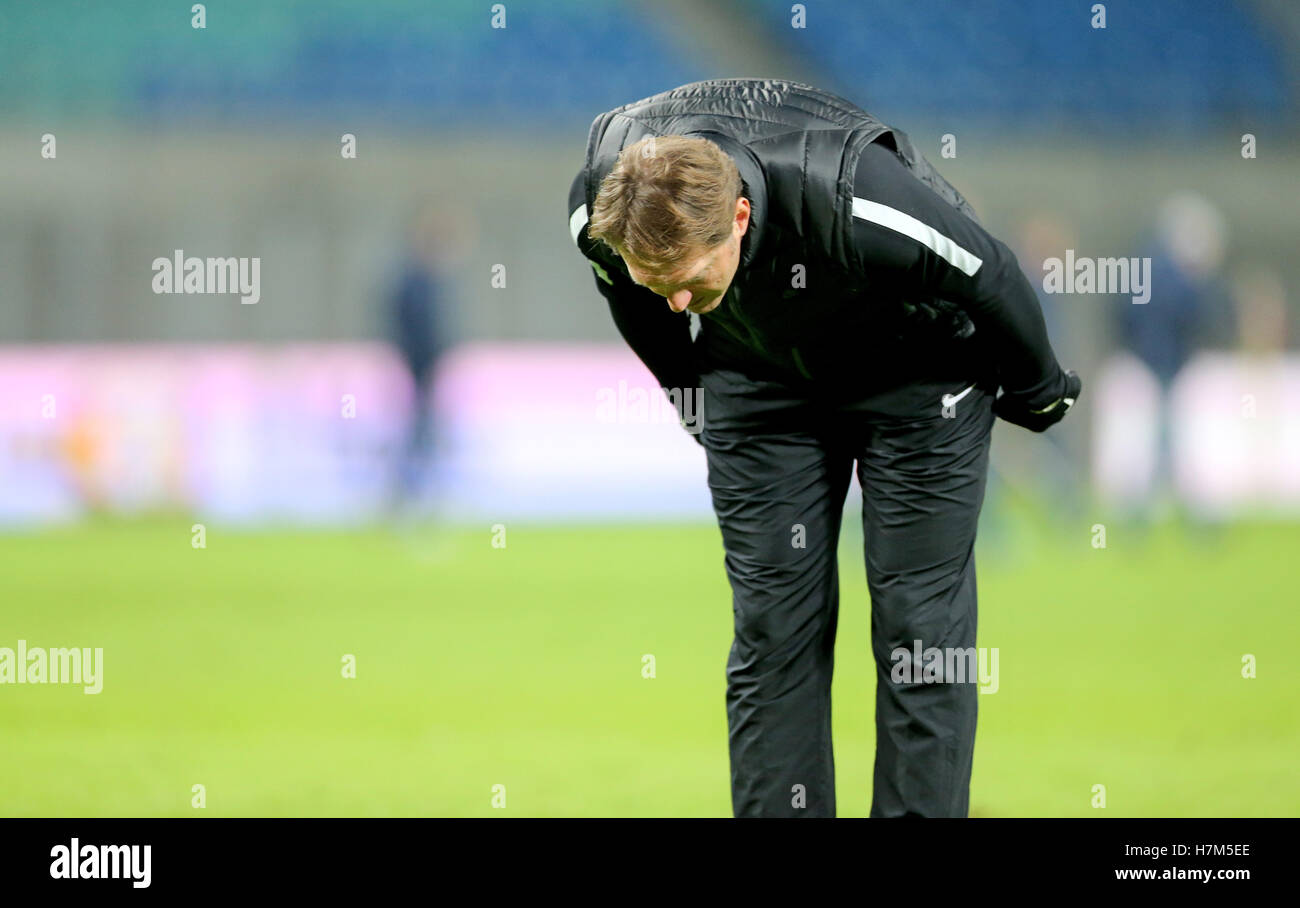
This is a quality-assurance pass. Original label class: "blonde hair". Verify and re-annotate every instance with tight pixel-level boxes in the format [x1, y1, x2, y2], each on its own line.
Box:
[587, 135, 742, 272]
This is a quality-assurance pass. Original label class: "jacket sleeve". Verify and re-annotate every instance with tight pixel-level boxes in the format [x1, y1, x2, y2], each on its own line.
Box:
[567, 170, 700, 398]
[847, 141, 1068, 408]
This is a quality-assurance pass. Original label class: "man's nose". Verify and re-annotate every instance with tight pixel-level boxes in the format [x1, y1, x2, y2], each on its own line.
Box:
[667, 289, 692, 312]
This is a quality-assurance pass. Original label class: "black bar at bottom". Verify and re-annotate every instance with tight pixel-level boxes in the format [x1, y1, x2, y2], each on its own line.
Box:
[0, 818, 1287, 894]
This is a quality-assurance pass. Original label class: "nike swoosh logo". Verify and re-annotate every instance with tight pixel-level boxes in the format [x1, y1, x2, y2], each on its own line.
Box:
[941, 383, 976, 408]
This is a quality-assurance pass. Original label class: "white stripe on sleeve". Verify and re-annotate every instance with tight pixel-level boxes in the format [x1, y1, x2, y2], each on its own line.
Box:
[851, 197, 983, 276]
[569, 204, 588, 246]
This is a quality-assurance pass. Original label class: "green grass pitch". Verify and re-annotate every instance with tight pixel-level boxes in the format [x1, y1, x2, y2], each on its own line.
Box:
[1, 509, 1296, 817]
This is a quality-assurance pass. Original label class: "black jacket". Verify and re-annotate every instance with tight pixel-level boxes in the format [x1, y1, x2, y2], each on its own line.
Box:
[566, 78, 1068, 408]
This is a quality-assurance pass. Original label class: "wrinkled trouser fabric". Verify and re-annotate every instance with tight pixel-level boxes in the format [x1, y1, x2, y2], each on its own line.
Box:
[700, 360, 997, 818]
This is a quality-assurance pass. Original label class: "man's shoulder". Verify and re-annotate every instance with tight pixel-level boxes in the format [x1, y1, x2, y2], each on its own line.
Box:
[566, 167, 602, 256]
[566, 168, 587, 234]
[564, 165, 623, 287]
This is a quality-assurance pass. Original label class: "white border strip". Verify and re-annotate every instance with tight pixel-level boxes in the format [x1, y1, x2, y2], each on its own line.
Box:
[851, 197, 983, 276]
[569, 204, 588, 246]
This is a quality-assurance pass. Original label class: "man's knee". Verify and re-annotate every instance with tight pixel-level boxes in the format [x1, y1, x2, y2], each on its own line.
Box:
[868, 557, 978, 660]
[726, 548, 838, 653]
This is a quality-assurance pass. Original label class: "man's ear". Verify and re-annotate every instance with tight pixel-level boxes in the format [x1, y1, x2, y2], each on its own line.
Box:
[735, 197, 751, 237]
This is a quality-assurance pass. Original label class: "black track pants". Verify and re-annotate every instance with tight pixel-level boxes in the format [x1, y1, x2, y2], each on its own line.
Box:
[701, 362, 997, 818]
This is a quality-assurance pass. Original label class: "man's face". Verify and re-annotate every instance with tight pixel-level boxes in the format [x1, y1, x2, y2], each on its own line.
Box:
[623, 197, 750, 315]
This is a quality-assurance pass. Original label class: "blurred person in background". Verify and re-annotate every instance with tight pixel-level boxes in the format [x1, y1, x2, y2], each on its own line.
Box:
[386, 202, 451, 516]
[1117, 192, 1229, 523]
[994, 212, 1089, 535]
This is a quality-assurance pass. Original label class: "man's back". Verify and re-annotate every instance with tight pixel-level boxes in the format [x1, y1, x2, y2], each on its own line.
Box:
[569, 78, 1069, 409]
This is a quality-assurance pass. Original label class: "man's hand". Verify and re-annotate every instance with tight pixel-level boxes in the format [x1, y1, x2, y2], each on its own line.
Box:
[993, 369, 1082, 432]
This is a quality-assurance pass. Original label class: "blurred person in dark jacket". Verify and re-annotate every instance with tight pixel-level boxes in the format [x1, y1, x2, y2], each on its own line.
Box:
[1013, 212, 1088, 527]
[387, 203, 450, 512]
[1118, 192, 1229, 521]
